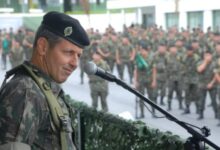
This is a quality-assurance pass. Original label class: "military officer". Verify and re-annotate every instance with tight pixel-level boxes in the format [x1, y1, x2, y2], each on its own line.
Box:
[0, 11, 90, 150]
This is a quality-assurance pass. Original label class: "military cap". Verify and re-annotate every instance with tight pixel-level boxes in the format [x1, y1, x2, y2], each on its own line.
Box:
[158, 40, 167, 46]
[139, 41, 148, 50]
[185, 45, 194, 51]
[41, 11, 90, 48]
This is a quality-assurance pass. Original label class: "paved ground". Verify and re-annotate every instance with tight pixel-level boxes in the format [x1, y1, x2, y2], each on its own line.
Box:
[0, 61, 220, 149]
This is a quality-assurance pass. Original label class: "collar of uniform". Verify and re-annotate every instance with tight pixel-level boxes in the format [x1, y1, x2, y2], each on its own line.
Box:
[23, 61, 62, 98]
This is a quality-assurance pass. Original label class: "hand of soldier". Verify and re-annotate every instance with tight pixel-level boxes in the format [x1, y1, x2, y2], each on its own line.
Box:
[204, 53, 212, 63]
[151, 80, 157, 89]
[116, 59, 121, 64]
[207, 82, 213, 90]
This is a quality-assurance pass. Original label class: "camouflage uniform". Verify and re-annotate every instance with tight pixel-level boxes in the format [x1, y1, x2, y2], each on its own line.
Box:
[9, 45, 24, 68]
[88, 60, 110, 112]
[167, 51, 183, 111]
[197, 58, 218, 119]
[23, 33, 34, 60]
[154, 51, 168, 105]
[116, 42, 134, 83]
[135, 52, 157, 118]
[0, 62, 76, 150]
[107, 36, 118, 72]
[80, 45, 92, 84]
[213, 56, 220, 126]
[182, 52, 200, 114]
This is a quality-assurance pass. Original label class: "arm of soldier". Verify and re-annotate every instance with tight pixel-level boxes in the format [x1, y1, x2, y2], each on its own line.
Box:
[97, 47, 110, 58]
[0, 82, 42, 148]
[133, 67, 138, 88]
[151, 66, 157, 88]
[197, 53, 211, 73]
[129, 47, 136, 61]
[115, 49, 121, 64]
[207, 75, 216, 89]
[215, 72, 220, 83]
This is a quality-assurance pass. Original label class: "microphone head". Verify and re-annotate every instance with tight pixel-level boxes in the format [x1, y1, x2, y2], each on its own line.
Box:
[84, 61, 97, 75]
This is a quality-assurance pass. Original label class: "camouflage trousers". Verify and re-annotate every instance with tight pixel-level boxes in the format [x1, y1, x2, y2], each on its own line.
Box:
[184, 83, 199, 110]
[137, 81, 157, 117]
[106, 58, 115, 73]
[91, 91, 108, 112]
[217, 86, 220, 119]
[117, 61, 134, 83]
[156, 80, 167, 98]
[167, 80, 182, 104]
[198, 87, 218, 117]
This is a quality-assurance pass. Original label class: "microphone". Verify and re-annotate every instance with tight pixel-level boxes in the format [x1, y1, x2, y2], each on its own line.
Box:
[84, 61, 117, 82]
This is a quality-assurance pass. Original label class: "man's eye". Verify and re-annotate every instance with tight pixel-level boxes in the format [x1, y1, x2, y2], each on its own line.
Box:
[64, 51, 73, 55]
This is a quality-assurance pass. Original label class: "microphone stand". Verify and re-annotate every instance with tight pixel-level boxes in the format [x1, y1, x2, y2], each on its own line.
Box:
[108, 75, 220, 150]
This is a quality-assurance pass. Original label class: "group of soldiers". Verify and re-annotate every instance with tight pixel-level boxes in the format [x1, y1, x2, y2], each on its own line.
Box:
[1, 24, 220, 127]
[80, 24, 220, 127]
[0, 27, 35, 69]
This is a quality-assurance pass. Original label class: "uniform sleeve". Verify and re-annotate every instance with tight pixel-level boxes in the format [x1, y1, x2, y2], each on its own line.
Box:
[0, 78, 43, 145]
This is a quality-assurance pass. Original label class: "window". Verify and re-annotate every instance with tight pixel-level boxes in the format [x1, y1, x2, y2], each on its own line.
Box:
[213, 10, 220, 32]
[187, 11, 203, 31]
[166, 13, 179, 30]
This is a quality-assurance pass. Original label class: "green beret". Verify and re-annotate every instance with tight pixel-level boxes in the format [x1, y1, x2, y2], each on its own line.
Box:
[42, 11, 90, 48]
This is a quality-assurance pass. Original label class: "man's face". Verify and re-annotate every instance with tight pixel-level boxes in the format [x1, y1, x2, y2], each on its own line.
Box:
[158, 45, 166, 54]
[44, 39, 82, 83]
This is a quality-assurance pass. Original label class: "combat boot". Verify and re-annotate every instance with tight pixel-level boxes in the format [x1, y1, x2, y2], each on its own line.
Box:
[197, 111, 204, 120]
[152, 107, 156, 118]
[167, 100, 171, 111]
[179, 101, 183, 110]
[182, 105, 190, 115]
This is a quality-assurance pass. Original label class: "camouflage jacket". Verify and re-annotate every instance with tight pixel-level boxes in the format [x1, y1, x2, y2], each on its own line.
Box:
[182, 54, 200, 84]
[167, 53, 183, 82]
[135, 53, 155, 83]
[0, 62, 75, 150]
[153, 52, 168, 81]
[88, 60, 110, 93]
[197, 60, 216, 89]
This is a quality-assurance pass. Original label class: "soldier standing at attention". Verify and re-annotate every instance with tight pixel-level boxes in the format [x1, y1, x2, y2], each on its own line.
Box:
[88, 51, 110, 112]
[167, 44, 183, 111]
[0, 11, 90, 150]
[9, 39, 24, 68]
[134, 42, 157, 118]
[182, 45, 200, 114]
[1, 34, 11, 70]
[79, 42, 92, 84]
[107, 34, 118, 72]
[116, 36, 135, 83]
[23, 29, 35, 60]
[197, 49, 218, 120]
[154, 43, 168, 106]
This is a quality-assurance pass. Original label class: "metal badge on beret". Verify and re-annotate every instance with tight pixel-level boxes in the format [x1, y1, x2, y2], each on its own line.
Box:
[64, 26, 73, 37]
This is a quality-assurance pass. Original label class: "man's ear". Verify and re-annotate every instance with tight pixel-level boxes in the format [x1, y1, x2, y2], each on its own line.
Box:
[37, 37, 49, 55]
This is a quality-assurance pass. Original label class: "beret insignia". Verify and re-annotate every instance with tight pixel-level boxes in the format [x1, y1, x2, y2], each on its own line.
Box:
[64, 26, 73, 37]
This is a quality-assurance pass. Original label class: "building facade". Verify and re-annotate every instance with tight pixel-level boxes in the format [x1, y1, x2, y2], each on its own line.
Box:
[107, 0, 220, 31]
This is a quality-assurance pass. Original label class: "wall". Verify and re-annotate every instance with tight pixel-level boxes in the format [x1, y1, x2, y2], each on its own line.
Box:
[0, 13, 135, 32]
[107, 0, 220, 31]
